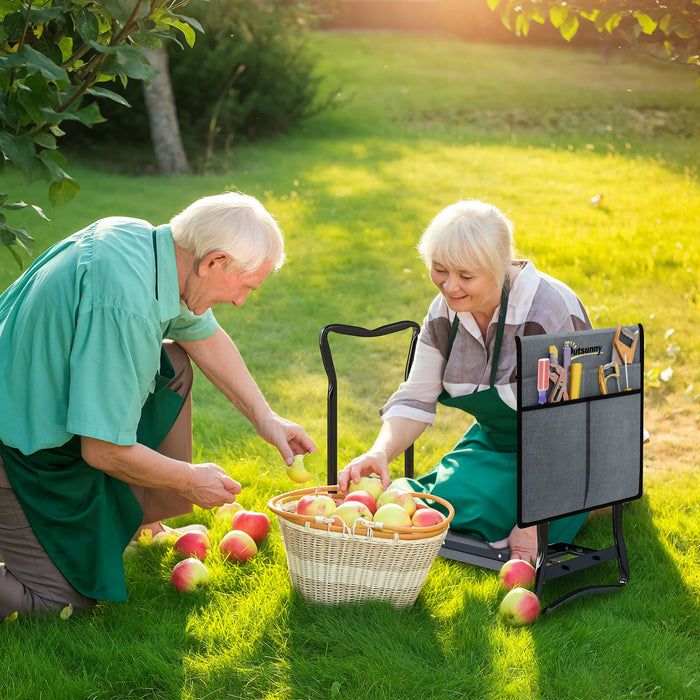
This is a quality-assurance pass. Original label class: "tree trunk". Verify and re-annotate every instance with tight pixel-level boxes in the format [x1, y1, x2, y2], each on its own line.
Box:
[142, 46, 191, 174]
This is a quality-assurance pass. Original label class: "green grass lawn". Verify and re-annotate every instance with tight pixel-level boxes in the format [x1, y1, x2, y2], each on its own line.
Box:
[1, 32, 699, 700]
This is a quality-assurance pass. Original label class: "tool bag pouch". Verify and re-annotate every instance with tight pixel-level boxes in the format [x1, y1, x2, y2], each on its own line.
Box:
[515, 325, 644, 528]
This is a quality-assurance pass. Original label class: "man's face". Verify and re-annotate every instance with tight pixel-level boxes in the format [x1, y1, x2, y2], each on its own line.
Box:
[182, 254, 275, 315]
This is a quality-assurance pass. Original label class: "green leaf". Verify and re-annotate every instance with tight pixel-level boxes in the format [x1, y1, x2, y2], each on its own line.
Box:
[86, 85, 131, 107]
[98, 0, 149, 25]
[75, 8, 100, 43]
[101, 45, 157, 80]
[164, 18, 196, 48]
[48, 176, 80, 207]
[0, 221, 34, 255]
[0, 131, 36, 170]
[634, 13, 657, 36]
[487, 0, 502, 10]
[1, 46, 68, 82]
[1, 199, 49, 223]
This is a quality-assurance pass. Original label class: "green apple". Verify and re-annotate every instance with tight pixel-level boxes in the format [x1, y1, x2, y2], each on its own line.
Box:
[286, 454, 313, 483]
[332, 501, 373, 528]
[499, 587, 540, 626]
[376, 488, 416, 517]
[374, 503, 412, 528]
[215, 502, 244, 521]
[347, 475, 384, 501]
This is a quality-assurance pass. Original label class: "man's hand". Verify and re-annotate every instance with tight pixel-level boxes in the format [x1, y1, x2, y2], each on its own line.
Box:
[254, 411, 316, 466]
[185, 462, 241, 510]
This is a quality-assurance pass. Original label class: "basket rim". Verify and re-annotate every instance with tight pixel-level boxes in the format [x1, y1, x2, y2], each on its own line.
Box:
[267, 484, 454, 541]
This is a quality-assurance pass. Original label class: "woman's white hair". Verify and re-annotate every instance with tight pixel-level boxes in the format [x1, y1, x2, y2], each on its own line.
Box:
[417, 200, 514, 282]
[170, 192, 286, 273]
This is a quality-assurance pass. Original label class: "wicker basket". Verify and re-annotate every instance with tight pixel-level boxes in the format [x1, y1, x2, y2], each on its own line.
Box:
[267, 486, 454, 609]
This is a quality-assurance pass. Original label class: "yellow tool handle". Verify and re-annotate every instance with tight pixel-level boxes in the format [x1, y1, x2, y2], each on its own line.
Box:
[569, 363, 582, 399]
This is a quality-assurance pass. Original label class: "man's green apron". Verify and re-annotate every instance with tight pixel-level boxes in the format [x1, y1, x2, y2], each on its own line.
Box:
[398, 276, 587, 545]
[0, 349, 184, 602]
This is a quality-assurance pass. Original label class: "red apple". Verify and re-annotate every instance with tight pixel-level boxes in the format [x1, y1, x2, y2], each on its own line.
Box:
[411, 507, 445, 527]
[498, 559, 536, 591]
[343, 489, 377, 515]
[347, 475, 384, 501]
[215, 502, 244, 521]
[170, 557, 211, 592]
[376, 488, 416, 517]
[173, 531, 211, 561]
[332, 501, 373, 528]
[499, 587, 540, 626]
[219, 530, 258, 564]
[296, 494, 336, 517]
[231, 510, 271, 545]
[374, 503, 412, 528]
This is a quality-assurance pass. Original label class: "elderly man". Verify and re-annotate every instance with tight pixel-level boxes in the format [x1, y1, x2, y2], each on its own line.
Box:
[0, 192, 315, 617]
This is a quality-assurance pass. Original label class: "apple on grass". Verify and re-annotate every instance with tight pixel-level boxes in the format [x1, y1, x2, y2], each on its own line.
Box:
[373, 503, 412, 529]
[343, 490, 377, 515]
[231, 510, 271, 545]
[170, 557, 211, 592]
[173, 531, 211, 560]
[499, 587, 540, 626]
[332, 501, 373, 528]
[219, 530, 258, 564]
[347, 475, 384, 502]
[376, 488, 417, 517]
[411, 507, 446, 527]
[215, 502, 244, 521]
[498, 559, 536, 591]
[296, 494, 337, 517]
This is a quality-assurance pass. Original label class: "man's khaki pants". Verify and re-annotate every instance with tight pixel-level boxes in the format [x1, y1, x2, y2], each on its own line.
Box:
[0, 341, 194, 617]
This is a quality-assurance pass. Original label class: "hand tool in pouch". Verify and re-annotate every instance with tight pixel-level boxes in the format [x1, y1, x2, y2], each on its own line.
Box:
[613, 325, 639, 391]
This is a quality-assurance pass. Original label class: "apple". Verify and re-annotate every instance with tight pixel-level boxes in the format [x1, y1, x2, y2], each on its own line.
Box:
[231, 510, 271, 545]
[296, 494, 337, 518]
[499, 587, 540, 626]
[173, 531, 211, 560]
[343, 490, 377, 515]
[376, 488, 417, 517]
[286, 454, 313, 483]
[219, 530, 258, 563]
[170, 557, 211, 592]
[498, 559, 536, 591]
[347, 475, 384, 501]
[374, 503, 412, 528]
[411, 507, 445, 527]
[215, 502, 244, 521]
[332, 501, 373, 528]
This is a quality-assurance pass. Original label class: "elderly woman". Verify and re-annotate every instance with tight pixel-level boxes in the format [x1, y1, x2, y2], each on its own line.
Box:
[339, 200, 591, 562]
[0, 192, 315, 617]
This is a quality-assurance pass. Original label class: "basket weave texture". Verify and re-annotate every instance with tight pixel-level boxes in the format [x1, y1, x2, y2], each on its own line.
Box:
[268, 486, 454, 609]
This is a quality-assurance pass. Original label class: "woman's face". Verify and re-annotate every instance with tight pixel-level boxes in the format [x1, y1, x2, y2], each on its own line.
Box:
[429, 261, 501, 317]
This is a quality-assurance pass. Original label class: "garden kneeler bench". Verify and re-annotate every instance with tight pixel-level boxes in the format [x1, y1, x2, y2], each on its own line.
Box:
[318, 322, 644, 614]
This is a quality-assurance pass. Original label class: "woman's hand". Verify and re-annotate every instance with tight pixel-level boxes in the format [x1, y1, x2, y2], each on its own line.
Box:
[338, 451, 391, 494]
[507, 524, 538, 564]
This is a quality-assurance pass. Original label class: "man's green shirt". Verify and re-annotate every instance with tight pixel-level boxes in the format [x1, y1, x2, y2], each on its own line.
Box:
[0, 217, 218, 454]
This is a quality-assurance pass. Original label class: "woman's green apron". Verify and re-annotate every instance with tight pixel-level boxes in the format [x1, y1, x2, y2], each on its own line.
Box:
[397, 276, 587, 545]
[0, 348, 184, 603]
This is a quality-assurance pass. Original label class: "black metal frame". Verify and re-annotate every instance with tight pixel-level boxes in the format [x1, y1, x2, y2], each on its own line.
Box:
[318, 321, 640, 613]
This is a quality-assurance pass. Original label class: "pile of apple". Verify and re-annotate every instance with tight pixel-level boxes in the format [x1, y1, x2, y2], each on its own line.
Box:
[169, 503, 271, 593]
[293, 474, 447, 531]
[497, 558, 540, 626]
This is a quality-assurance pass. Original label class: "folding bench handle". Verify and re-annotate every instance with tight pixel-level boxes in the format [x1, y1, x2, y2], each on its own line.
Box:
[319, 321, 421, 486]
